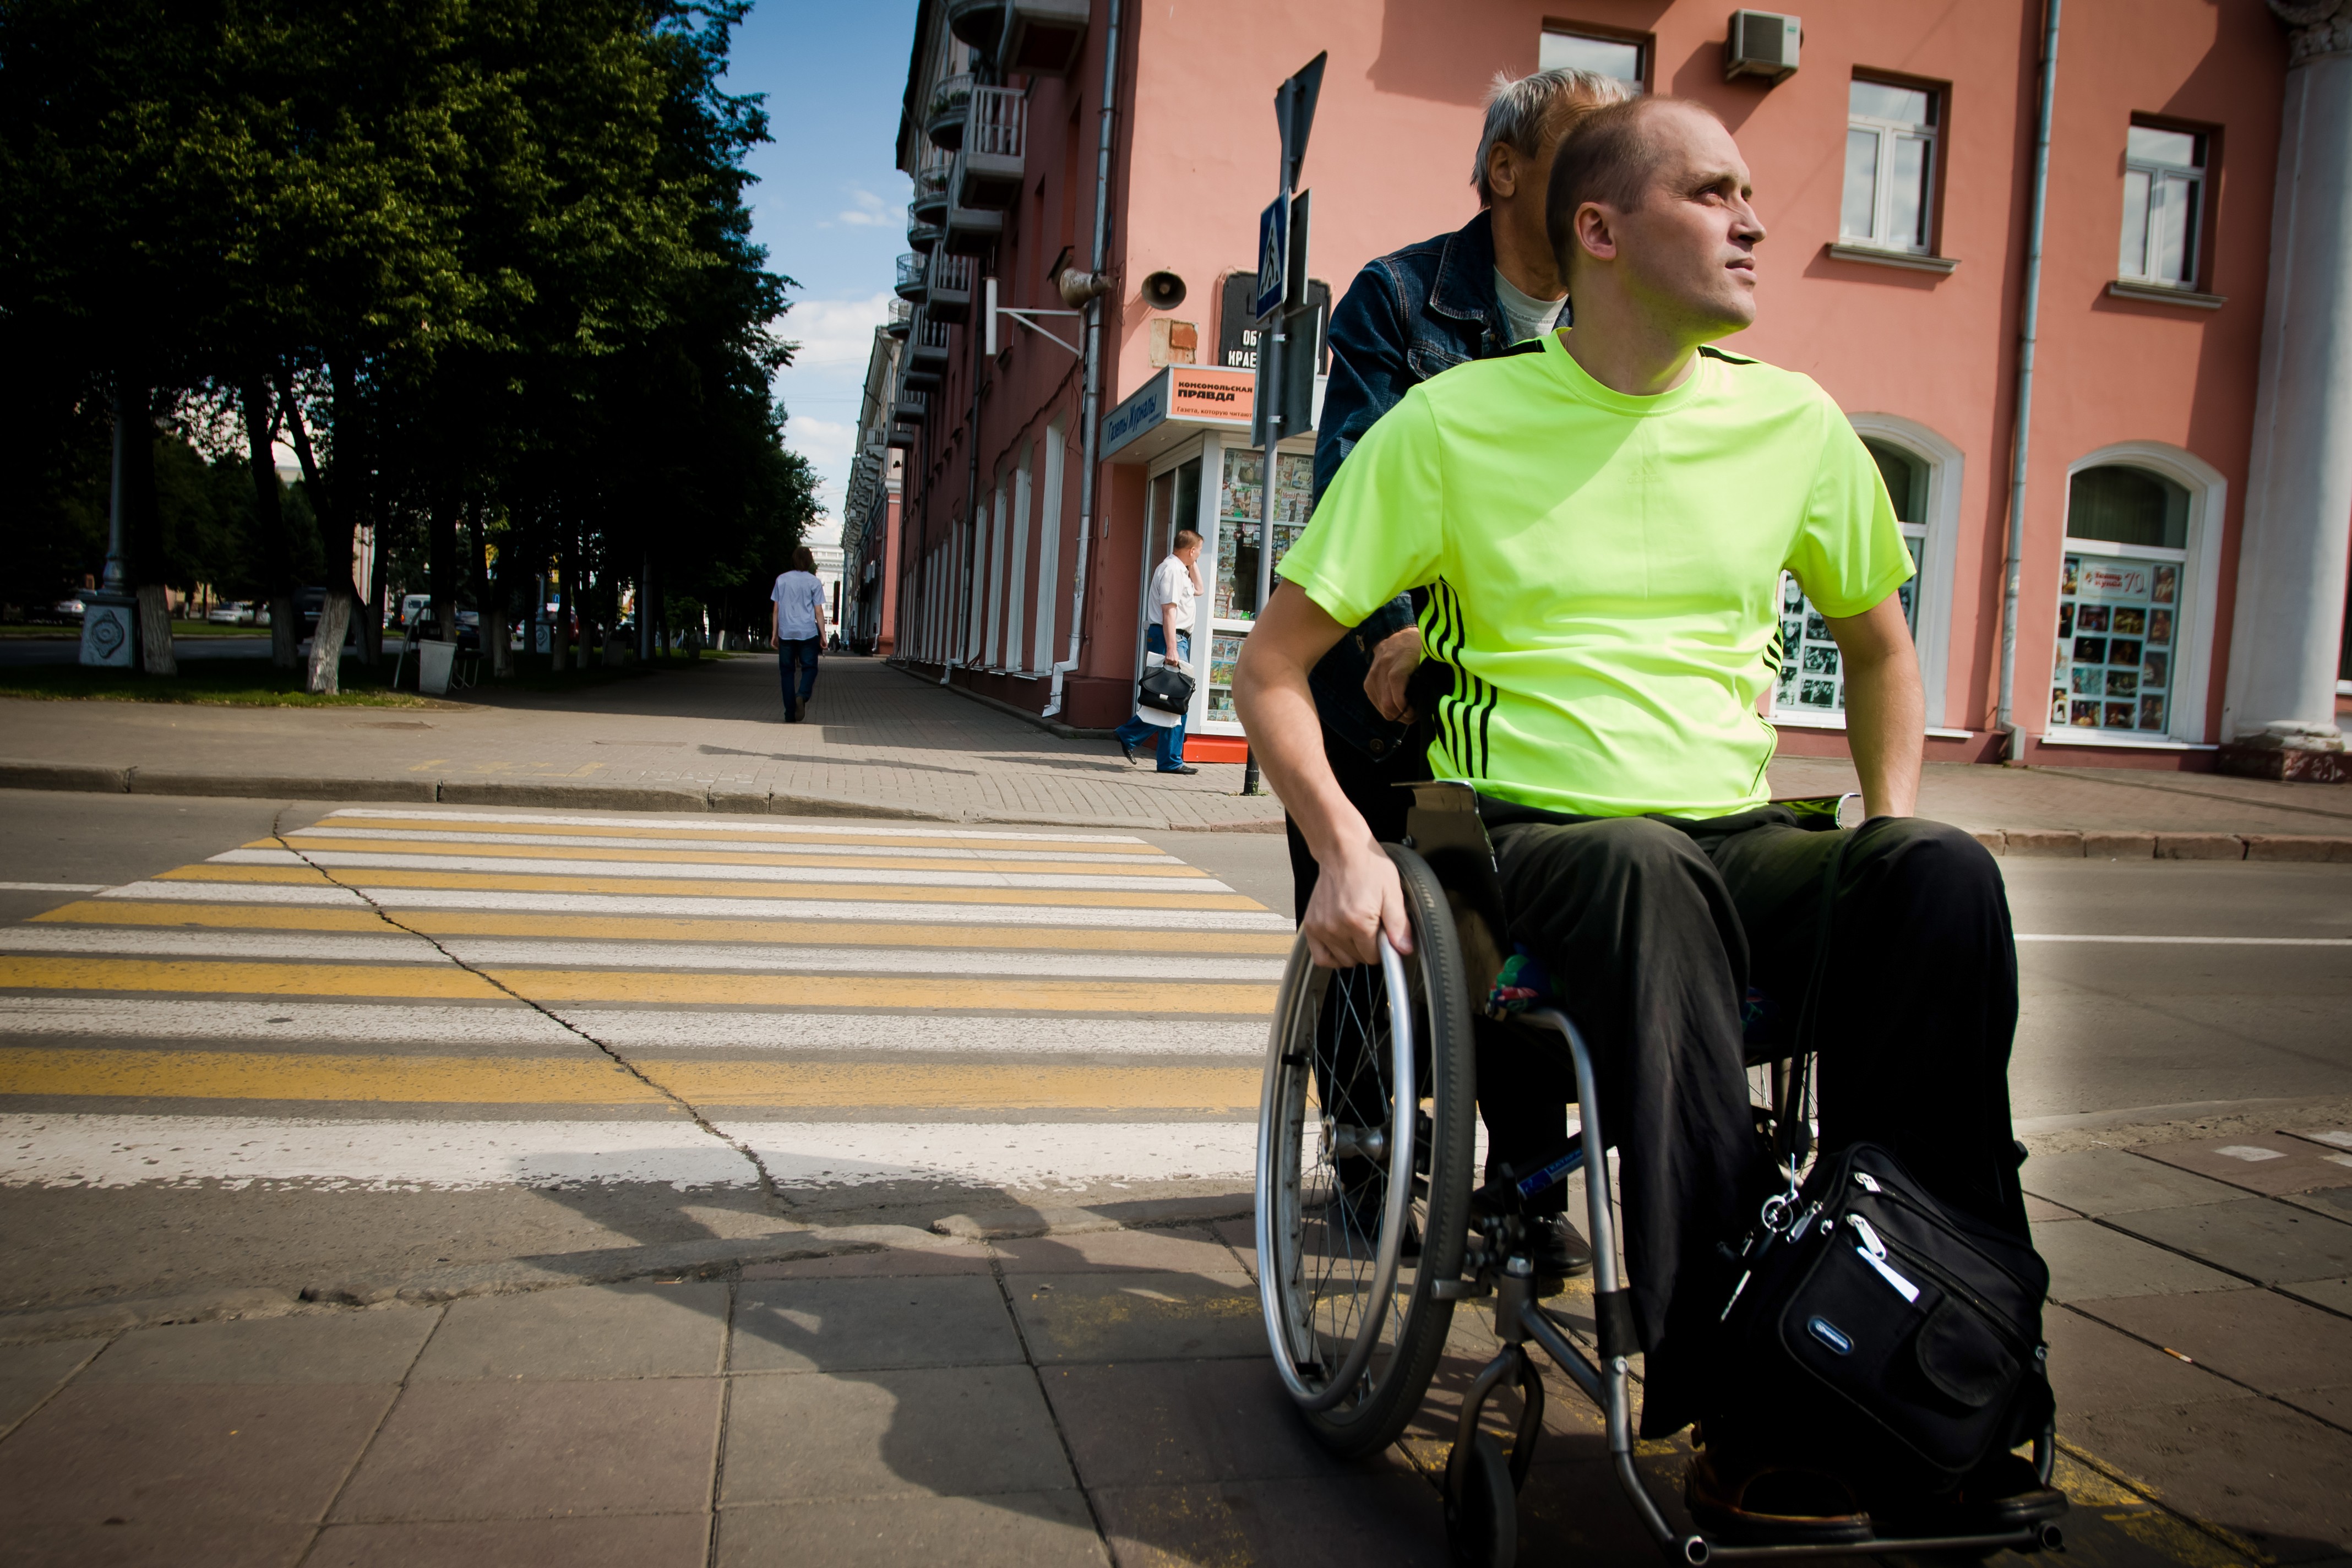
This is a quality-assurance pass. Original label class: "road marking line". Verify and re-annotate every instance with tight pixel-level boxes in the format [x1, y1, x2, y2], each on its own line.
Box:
[0, 1113, 1257, 1190]
[0, 998, 1267, 1055]
[95, 881, 1297, 930]
[0, 883, 108, 893]
[269, 837, 1211, 879]
[0, 1050, 1261, 1109]
[2014, 934, 2352, 946]
[40, 901, 1297, 952]
[0, 956, 1275, 1012]
[324, 807, 1150, 845]
[292, 826, 1180, 864]
[204, 849, 1234, 895]
[0, 926, 1290, 981]
[151, 867, 1270, 913]
[0, 1049, 666, 1104]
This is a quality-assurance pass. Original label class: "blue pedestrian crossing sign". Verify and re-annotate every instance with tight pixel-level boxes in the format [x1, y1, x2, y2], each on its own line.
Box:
[1254, 195, 1288, 320]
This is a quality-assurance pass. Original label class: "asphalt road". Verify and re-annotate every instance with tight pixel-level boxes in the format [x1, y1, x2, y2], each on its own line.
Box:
[1, 789, 2345, 1315]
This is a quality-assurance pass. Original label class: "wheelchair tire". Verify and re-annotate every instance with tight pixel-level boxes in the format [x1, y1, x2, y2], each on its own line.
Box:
[1256, 843, 1478, 1459]
[1446, 1433, 1519, 1568]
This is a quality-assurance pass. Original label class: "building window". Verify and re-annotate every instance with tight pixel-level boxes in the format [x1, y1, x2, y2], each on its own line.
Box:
[2119, 124, 2205, 288]
[1540, 27, 1645, 90]
[2051, 466, 2190, 737]
[1774, 439, 1931, 719]
[1206, 446, 1316, 723]
[1841, 79, 1939, 254]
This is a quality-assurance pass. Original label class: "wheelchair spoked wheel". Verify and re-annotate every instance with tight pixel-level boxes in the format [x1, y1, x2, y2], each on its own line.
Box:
[1256, 845, 1477, 1459]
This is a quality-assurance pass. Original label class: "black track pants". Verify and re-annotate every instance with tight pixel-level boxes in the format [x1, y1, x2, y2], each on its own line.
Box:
[1486, 808, 2027, 1436]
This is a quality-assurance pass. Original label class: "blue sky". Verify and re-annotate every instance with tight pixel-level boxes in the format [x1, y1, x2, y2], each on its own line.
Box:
[723, 1, 920, 529]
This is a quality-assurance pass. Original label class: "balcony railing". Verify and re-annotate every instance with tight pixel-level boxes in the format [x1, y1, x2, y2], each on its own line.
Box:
[885, 297, 913, 338]
[925, 253, 976, 323]
[954, 86, 1027, 213]
[923, 73, 972, 151]
[910, 313, 952, 365]
[911, 149, 951, 221]
[894, 252, 928, 303]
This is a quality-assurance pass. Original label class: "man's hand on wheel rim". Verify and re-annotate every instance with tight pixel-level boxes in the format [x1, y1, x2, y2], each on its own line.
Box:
[1303, 837, 1413, 970]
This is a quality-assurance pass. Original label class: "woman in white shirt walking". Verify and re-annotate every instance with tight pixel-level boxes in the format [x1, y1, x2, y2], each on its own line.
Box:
[770, 546, 829, 723]
[1112, 528, 1203, 774]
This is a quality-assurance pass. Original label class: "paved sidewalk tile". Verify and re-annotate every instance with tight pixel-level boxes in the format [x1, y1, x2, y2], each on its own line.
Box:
[2043, 1304, 2252, 1418]
[330, 1378, 722, 1522]
[81, 1310, 437, 1386]
[2037, 1217, 2251, 1302]
[2082, 1288, 2352, 1398]
[1210, 1216, 1257, 1278]
[1009, 1270, 1263, 1362]
[991, 1225, 1239, 1275]
[2070, 1397, 2352, 1562]
[0, 1519, 316, 1567]
[306, 1513, 710, 1567]
[0, 1337, 102, 1430]
[1042, 1357, 1370, 1489]
[410, 1283, 726, 1381]
[1093, 1472, 1447, 1568]
[2136, 1139, 2352, 1197]
[2286, 1277, 2352, 1314]
[2106, 1199, 2352, 1286]
[715, 1491, 1108, 1568]
[721, 1364, 1074, 1502]
[731, 1276, 1023, 1372]
[2023, 1148, 2251, 1216]
[0, 1382, 398, 1524]
[1517, 1457, 1696, 1563]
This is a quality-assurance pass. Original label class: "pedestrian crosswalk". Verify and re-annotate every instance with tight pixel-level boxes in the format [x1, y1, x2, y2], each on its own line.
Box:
[0, 808, 1292, 1199]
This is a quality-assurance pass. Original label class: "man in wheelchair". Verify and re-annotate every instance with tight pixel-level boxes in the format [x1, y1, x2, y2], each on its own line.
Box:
[1234, 94, 2050, 1536]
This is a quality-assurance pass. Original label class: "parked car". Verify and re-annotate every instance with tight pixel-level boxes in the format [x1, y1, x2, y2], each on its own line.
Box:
[207, 601, 252, 625]
[53, 596, 84, 619]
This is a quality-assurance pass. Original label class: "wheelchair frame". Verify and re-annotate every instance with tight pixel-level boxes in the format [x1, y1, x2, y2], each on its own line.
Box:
[1257, 782, 2063, 1566]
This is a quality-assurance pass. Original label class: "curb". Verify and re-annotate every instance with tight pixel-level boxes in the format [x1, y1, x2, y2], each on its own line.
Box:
[0, 759, 1290, 834]
[2, 761, 2343, 851]
[931, 1193, 1254, 1241]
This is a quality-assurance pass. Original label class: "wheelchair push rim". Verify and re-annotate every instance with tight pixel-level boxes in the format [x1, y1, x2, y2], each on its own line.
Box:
[1256, 933, 1419, 1412]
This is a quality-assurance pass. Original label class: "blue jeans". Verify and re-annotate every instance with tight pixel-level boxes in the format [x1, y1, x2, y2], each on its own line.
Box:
[1114, 627, 1189, 770]
[777, 636, 820, 716]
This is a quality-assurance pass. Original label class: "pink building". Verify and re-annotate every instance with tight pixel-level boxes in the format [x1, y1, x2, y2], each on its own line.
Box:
[882, 0, 2352, 778]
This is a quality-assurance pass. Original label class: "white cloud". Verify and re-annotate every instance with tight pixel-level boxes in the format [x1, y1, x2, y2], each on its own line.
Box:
[835, 187, 896, 228]
[783, 291, 895, 369]
[785, 416, 859, 524]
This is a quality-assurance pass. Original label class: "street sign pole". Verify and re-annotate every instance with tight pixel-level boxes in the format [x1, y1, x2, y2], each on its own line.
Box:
[1242, 53, 1325, 798]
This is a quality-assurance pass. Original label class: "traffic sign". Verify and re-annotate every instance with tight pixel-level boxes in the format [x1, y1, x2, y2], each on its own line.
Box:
[1277, 53, 1327, 193]
[1254, 195, 1288, 320]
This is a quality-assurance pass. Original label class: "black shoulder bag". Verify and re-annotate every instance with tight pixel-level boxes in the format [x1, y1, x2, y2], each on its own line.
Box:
[1714, 824, 2054, 1498]
[1136, 659, 1194, 715]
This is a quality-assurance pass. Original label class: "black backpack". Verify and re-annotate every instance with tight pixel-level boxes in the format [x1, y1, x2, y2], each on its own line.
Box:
[1714, 1141, 2054, 1497]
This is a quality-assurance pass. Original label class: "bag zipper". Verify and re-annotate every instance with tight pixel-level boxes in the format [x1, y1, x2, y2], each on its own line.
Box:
[1852, 1169, 2041, 1304]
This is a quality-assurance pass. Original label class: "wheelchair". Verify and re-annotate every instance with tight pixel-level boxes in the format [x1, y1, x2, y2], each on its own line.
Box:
[1254, 780, 2061, 1566]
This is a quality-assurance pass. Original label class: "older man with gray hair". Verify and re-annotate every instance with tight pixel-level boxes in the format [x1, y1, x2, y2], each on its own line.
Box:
[1285, 63, 1630, 1282]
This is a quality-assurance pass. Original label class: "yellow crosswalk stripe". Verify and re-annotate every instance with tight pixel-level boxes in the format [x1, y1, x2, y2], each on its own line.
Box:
[0, 1049, 1262, 1109]
[321, 814, 1172, 857]
[0, 955, 1276, 1013]
[269, 836, 1216, 878]
[36, 900, 1297, 955]
[154, 864, 1265, 910]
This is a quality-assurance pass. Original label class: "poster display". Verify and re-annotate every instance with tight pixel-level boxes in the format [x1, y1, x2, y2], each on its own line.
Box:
[1772, 532, 1922, 718]
[2049, 552, 2178, 734]
[1206, 447, 1317, 726]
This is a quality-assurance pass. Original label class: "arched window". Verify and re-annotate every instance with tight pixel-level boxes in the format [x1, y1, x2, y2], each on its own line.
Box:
[1774, 416, 1961, 728]
[2049, 445, 2225, 745]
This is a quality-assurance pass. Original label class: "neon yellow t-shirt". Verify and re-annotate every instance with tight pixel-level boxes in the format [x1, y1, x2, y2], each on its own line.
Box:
[1276, 330, 1913, 819]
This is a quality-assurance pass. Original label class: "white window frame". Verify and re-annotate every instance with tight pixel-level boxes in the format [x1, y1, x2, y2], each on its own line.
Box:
[1006, 444, 1033, 674]
[982, 477, 1007, 671]
[1538, 27, 1647, 91]
[2041, 441, 2226, 748]
[1136, 434, 1223, 736]
[2119, 124, 2206, 291]
[1841, 79, 1940, 256]
[1765, 414, 1963, 734]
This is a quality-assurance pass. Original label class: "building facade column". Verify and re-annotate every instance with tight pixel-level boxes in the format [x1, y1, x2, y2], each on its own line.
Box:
[2222, 1, 2352, 779]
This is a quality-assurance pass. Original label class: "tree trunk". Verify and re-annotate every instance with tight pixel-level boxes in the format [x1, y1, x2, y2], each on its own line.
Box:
[428, 497, 458, 648]
[119, 378, 178, 677]
[285, 364, 355, 695]
[241, 376, 300, 671]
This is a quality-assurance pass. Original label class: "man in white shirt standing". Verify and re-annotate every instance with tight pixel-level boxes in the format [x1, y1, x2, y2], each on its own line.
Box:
[1112, 527, 1202, 774]
[769, 544, 829, 723]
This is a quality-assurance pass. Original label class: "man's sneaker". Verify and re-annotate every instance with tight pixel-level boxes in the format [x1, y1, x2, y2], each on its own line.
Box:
[1159, 763, 1200, 775]
[1529, 1215, 1594, 1291]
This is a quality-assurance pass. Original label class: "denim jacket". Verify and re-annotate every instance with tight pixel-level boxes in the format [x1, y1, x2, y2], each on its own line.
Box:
[1306, 210, 1517, 759]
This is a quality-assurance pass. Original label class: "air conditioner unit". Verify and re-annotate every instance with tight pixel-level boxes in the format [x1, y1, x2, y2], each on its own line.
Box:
[1725, 10, 1800, 83]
